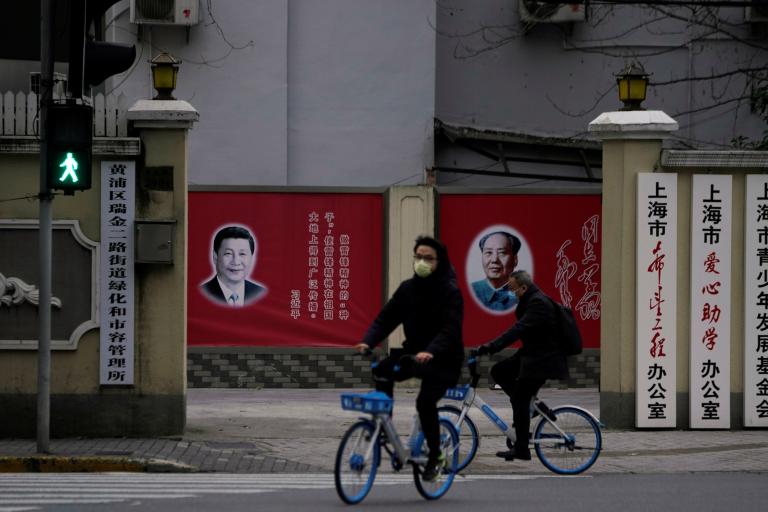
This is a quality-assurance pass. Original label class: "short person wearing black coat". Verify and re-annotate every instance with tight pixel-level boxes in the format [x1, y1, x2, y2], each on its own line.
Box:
[476, 269, 569, 461]
[354, 236, 464, 478]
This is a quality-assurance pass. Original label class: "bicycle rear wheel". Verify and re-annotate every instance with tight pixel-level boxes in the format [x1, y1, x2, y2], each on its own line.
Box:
[533, 406, 601, 475]
[412, 418, 459, 500]
[437, 405, 479, 471]
[334, 420, 380, 504]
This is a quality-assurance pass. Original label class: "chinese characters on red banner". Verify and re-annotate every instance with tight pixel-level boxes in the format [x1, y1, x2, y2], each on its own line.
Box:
[100, 162, 135, 385]
[637, 174, 677, 427]
[745, 176, 768, 426]
[690, 176, 731, 428]
[293, 212, 352, 321]
[554, 215, 601, 321]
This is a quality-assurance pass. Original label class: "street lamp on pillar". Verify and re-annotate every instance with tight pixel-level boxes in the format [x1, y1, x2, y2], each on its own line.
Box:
[616, 62, 650, 111]
[150, 52, 181, 100]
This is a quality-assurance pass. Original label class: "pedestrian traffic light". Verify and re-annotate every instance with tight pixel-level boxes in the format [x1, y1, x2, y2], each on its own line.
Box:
[46, 104, 93, 193]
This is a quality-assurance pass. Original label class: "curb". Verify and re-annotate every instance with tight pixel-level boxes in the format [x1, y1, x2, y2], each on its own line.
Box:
[0, 456, 197, 473]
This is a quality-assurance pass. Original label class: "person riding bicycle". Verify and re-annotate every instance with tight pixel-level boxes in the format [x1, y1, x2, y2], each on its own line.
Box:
[474, 270, 569, 461]
[354, 236, 464, 481]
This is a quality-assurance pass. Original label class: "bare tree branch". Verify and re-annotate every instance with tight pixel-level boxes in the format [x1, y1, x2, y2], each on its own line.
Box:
[435, 1, 768, 145]
[546, 87, 615, 117]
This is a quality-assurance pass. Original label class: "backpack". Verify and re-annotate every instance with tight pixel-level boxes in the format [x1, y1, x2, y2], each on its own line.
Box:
[548, 297, 583, 356]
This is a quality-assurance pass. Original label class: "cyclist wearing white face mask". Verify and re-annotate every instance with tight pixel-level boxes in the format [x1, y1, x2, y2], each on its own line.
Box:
[475, 270, 570, 462]
[354, 235, 464, 482]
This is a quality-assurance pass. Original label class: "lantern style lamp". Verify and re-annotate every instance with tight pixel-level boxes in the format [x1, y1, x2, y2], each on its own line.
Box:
[616, 62, 650, 111]
[150, 52, 181, 100]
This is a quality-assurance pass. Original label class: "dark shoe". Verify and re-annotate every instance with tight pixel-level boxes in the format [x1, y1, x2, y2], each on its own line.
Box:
[495, 448, 532, 461]
[422, 452, 446, 481]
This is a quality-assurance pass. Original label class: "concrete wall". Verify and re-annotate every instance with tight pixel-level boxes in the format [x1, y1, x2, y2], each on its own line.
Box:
[435, 1, 766, 148]
[103, 0, 436, 187]
[0, 102, 193, 437]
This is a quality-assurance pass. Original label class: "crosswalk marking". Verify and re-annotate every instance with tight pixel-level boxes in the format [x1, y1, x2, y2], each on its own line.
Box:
[0, 473, 573, 511]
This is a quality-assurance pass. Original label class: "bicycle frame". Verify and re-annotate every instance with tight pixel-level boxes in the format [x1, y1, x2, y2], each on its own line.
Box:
[446, 384, 517, 444]
[443, 358, 595, 448]
[364, 411, 428, 466]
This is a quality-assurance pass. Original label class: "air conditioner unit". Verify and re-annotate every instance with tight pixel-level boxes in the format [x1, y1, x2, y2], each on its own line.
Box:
[130, 0, 200, 26]
[520, 1, 585, 23]
[746, 3, 768, 22]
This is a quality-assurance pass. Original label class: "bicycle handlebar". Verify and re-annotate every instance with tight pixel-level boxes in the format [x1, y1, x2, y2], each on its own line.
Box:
[466, 351, 481, 388]
[355, 349, 424, 384]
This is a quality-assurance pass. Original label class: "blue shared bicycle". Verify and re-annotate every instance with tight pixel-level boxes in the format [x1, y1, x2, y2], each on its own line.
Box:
[334, 352, 460, 504]
[438, 352, 602, 475]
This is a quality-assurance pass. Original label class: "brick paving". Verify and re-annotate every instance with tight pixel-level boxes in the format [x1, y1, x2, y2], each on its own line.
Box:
[1, 387, 767, 473]
[187, 349, 601, 389]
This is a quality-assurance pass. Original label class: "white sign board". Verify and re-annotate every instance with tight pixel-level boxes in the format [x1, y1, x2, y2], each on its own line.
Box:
[636, 173, 677, 427]
[744, 174, 768, 426]
[689, 175, 731, 428]
[100, 161, 136, 385]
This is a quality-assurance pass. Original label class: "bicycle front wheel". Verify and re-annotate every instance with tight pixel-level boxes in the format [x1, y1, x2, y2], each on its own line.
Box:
[412, 417, 459, 500]
[437, 405, 479, 471]
[334, 420, 380, 504]
[533, 406, 602, 475]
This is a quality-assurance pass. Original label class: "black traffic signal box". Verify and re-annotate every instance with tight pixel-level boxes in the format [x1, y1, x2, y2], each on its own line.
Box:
[46, 103, 93, 193]
[68, 0, 137, 98]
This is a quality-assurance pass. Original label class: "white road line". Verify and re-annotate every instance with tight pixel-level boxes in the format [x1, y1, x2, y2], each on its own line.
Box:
[0, 472, 584, 510]
[0, 473, 571, 480]
[0, 499, 129, 505]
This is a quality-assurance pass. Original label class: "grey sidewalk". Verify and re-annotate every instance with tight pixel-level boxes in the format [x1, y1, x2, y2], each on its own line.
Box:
[1, 387, 767, 473]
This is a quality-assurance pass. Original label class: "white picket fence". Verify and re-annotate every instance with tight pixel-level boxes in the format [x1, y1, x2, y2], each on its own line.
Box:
[1, 91, 129, 137]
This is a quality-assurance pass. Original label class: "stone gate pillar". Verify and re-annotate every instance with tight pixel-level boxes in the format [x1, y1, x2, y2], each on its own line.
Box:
[384, 186, 436, 349]
[125, 99, 199, 434]
[588, 111, 678, 427]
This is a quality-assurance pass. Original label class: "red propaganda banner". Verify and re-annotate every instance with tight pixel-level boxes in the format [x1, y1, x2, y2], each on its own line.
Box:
[188, 192, 384, 347]
[439, 194, 601, 349]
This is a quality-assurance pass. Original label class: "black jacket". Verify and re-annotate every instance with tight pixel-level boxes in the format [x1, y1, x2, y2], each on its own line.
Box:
[361, 254, 464, 369]
[487, 284, 569, 380]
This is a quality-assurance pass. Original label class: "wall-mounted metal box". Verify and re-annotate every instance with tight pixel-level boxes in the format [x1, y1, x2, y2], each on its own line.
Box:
[135, 220, 176, 264]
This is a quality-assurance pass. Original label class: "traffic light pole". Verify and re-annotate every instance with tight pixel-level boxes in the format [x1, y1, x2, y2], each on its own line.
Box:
[37, 0, 54, 454]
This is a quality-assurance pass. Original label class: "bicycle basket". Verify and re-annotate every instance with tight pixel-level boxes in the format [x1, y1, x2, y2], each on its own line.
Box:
[340, 391, 393, 413]
[443, 384, 470, 401]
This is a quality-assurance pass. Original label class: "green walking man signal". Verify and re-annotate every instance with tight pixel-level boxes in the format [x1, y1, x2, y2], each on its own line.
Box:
[58, 152, 80, 184]
[46, 104, 93, 193]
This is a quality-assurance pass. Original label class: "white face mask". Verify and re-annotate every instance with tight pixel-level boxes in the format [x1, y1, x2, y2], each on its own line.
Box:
[413, 258, 434, 278]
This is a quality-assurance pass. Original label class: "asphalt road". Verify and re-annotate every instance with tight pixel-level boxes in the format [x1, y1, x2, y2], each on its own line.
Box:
[1, 472, 766, 512]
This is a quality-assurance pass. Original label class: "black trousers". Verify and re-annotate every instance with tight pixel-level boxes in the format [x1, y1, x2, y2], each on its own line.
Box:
[490, 354, 545, 452]
[372, 355, 459, 457]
